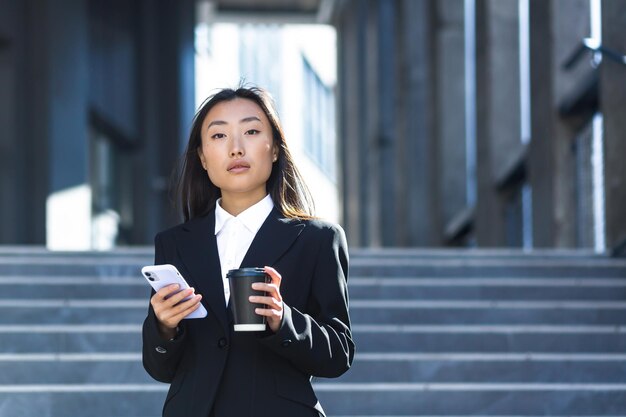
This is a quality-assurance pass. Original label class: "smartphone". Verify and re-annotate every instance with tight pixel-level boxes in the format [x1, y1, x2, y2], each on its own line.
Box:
[141, 264, 208, 319]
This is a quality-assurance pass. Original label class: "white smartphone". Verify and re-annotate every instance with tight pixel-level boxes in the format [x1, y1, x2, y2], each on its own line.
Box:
[141, 264, 208, 319]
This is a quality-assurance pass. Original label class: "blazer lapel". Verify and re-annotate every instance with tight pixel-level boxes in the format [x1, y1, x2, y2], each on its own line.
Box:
[240, 208, 306, 269]
[174, 212, 229, 333]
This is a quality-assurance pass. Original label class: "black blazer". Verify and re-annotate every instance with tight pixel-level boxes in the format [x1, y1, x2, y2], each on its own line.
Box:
[142, 208, 355, 417]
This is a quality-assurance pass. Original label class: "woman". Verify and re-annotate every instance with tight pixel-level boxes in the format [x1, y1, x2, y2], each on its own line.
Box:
[142, 86, 354, 417]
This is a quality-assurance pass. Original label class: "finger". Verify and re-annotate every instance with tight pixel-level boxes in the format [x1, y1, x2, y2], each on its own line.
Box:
[254, 307, 283, 319]
[169, 293, 202, 315]
[155, 294, 202, 327]
[251, 282, 282, 299]
[251, 282, 275, 292]
[155, 284, 181, 300]
[151, 284, 179, 308]
[249, 295, 281, 310]
[152, 293, 169, 310]
[163, 287, 197, 308]
[263, 266, 282, 286]
[170, 298, 203, 321]
[153, 294, 202, 324]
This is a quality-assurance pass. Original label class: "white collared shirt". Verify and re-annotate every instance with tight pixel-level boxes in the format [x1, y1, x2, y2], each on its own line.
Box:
[214, 194, 274, 305]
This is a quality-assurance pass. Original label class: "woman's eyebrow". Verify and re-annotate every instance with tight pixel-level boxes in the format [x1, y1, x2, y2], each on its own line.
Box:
[207, 116, 261, 130]
[240, 116, 262, 124]
[207, 120, 226, 129]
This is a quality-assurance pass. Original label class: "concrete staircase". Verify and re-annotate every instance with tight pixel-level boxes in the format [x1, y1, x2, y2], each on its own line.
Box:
[1, 247, 626, 416]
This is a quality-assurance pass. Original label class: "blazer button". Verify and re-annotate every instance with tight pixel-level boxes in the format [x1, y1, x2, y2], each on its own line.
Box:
[155, 346, 167, 354]
[217, 338, 228, 349]
[281, 339, 292, 348]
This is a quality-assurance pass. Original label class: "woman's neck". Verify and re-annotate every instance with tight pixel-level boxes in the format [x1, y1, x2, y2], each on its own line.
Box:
[219, 192, 267, 217]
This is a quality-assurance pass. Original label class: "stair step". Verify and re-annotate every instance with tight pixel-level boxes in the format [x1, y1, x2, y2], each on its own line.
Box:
[0, 300, 147, 325]
[0, 325, 142, 353]
[3, 352, 626, 384]
[0, 265, 145, 277]
[349, 264, 626, 278]
[1, 251, 625, 279]
[349, 300, 626, 324]
[0, 389, 164, 417]
[349, 256, 626, 278]
[6, 277, 626, 301]
[0, 359, 150, 384]
[352, 325, 626, 353]
[348, 277, 626, 300]
[2, 324, 626, 353]
[1, 384, 625, 416]
[314, 385, 626, 415]
[1, 285, 151, 299]
[3, 299, 626, 325]
[335, 353, 626, 383]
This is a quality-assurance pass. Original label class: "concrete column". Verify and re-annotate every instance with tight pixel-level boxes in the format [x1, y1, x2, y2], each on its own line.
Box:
[377, 0, 397, 246]
[527, 0, 556, 247]
[397, 0, 439, 246]
[356, 3, 371, 246]
[336, 0, 438, 247]
[134, 0, 196, 242]
[528, 0, 591, 248]
[435, 0, 467, 235]
[0, 0, 30, 243]
[45, 0, 91, 249]
[336, 0, 374, 247]
[600, 0, 626, 251]
[336, 0, 362, 244]
[363, 0, 382, 246]
[551, 0, 590, 248]
[475, 0, 521, 247]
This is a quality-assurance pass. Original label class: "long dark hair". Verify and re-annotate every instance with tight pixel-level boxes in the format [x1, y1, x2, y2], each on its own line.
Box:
[176, 86, 315, 222]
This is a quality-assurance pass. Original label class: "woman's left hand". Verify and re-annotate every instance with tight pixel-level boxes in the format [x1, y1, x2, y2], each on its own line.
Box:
[250, 266, 284, 333]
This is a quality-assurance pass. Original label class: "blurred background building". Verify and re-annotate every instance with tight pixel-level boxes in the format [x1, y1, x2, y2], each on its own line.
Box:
[1, 2, 626, 415]
[1, 0, 625, 253]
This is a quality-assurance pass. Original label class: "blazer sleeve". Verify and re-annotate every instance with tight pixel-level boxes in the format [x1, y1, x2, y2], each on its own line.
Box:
[259, 223, 355, 378]
[142, 232, 188, 383]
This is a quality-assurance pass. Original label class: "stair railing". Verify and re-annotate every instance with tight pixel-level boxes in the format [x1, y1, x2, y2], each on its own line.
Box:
[563, 38, 626, 70]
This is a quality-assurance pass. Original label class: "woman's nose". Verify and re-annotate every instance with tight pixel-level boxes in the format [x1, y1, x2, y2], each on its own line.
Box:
[229, 136, 244, 157]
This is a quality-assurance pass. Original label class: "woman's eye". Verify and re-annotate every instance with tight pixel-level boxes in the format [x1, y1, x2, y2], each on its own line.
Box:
[245, 129, 260, 135]
[211, 133, 226, 139]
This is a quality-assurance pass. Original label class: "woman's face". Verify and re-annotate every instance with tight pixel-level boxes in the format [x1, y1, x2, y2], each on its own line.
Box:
[198, 98, 278, 204]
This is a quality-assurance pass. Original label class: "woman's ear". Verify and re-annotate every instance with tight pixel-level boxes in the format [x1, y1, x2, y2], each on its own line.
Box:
[197, 148, 207, 170]
[272, 147, 278, 163]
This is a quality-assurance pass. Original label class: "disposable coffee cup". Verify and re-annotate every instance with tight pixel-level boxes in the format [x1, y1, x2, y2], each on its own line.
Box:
[227, 267, 270, 331]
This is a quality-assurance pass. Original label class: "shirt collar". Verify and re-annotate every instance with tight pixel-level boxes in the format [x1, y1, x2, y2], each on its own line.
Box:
[214, 194, 274, 236]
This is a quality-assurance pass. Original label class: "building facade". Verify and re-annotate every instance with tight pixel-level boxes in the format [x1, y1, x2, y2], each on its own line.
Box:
[1, 0, 625, 252]
[0, 0, 196, 248]
[334, 0, 626, 251]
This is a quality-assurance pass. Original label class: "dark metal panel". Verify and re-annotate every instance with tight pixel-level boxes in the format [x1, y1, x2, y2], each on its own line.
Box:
[377, 0, 396, 246]
[601, 0, 626, 252]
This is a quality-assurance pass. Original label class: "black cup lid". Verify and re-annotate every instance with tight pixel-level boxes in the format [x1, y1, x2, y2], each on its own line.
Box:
[226, 267, 266, 278]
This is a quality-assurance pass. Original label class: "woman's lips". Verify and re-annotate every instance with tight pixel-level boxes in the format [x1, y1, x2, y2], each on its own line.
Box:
[227, 162, 250, 173]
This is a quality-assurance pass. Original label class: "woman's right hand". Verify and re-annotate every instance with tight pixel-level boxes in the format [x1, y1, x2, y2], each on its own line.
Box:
[150, 284, 202, 339]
